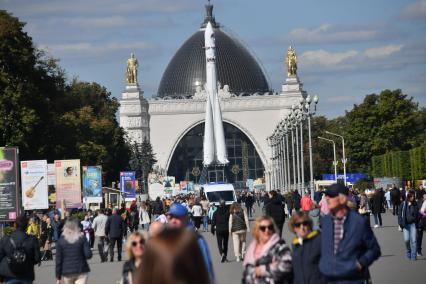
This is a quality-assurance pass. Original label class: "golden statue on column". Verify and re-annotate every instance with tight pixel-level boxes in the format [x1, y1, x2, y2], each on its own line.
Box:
[126, 53, 138, 84]
[285, 46, 297, 77]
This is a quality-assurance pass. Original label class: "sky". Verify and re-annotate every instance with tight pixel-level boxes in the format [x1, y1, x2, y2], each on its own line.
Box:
[2, 0, 426, 117]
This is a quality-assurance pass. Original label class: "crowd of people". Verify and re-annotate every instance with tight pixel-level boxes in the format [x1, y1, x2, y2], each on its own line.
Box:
[0, 183, 425, 284]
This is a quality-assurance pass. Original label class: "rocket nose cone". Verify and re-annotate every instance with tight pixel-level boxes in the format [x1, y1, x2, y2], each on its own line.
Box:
[205, 21, 214, 39]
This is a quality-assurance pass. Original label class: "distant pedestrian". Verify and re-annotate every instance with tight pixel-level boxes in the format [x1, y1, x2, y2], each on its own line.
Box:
[398, 190, 419, 261]
[92, 209, 109, 262]
[391, 185, 401, 216]
[242, 215, 293, 284]
[200, 197, 210, 232]
[0, 215, 41, 284]
[245, 193, 255, 218]
[371, 189, 384, 228]
[265, 190, 285, 237]
[138, 202, 150, 230]
[285, 193, 294, 217]
[106, 208, 124, 262]
[211, 200, 230, 262]
[292, 191, 301, 212]
[319, 183, 381, 283]
[289, 212, 325, 284]
[229, 202, 250, 262]
[191, 200, 203, 231]
[385, 189, 391, 209]
[308, 202, 321, 231]
[300, 192, 313, 212]
[40, 217, 53, 261]
[55, 218, 92, 284]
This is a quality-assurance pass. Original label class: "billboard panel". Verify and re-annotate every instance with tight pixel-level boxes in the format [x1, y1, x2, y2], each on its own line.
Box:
[82, 166, 102, 203]
[120, 171, 136, 201]
[47, 163, 56, 207]
[55, 159, 81, 208]
[0, 147, 19, 221]
[21, 160, 48, 210]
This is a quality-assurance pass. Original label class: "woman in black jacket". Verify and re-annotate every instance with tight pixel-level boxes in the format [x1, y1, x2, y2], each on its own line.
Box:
[41, 217, 54, 261]
[371, 189, 384, 228]
[55, 218, 92, 284]
[290, 212, 325, 284]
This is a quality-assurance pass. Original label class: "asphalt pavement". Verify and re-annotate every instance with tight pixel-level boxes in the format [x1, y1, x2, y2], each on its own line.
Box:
[34, 206, 426, 284]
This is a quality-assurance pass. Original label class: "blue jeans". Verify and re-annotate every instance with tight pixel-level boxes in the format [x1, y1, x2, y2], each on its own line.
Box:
[203, 216, 209, 231]
[403, 223, 417, 258]
[5, 278, 32, 284]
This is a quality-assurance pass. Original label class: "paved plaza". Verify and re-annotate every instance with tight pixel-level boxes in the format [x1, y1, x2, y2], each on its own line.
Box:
[33, 207, 425, 284]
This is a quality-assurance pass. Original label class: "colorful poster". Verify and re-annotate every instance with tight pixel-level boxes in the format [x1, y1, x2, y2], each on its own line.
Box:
[47, 164, 56, 207]
[120, 171, 136, 201]
[55, 159, 81, 209]
[21, 160, 48, 210]
[82, 166, 102, 203]
[0, 147, 19, 221]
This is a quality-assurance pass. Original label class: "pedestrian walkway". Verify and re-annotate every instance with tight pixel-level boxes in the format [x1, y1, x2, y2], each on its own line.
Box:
[34, 206, 425, 284]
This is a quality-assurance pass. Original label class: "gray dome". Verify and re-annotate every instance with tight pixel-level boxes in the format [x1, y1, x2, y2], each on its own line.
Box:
[157, 5, 270, 98]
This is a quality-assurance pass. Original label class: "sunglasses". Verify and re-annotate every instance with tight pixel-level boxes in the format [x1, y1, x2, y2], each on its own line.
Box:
[131, 240, 145, 247]
[259, 225, 274, 232]
[294, 221, 310, 228]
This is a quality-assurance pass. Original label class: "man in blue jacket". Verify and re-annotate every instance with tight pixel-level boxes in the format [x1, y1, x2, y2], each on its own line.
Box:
[319, 183, 381, 284]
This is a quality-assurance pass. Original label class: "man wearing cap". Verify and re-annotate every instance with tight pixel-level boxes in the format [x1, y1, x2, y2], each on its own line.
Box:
[166, 202, 215, 283]
[319, 183, 381, 283]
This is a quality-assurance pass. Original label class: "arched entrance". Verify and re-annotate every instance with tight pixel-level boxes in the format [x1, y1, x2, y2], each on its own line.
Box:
[167, 122, 265, 185]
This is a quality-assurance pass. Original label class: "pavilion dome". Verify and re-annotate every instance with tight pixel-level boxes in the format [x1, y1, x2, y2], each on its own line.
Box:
[157, 4, 270, 98]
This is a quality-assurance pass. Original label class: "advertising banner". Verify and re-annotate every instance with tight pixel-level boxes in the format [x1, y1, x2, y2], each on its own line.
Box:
[82, 166, 102, 204]
[0, 147, 19, 221]
[47, 164, 56, 207]
[120, 171, 136, 201]
[55, 159, 82, 209]
[21, 160, 48, 210]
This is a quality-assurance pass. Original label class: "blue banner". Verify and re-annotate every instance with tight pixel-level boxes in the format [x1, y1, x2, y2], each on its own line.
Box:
[321, 173, 366, 184]
[120, 171, 136, 201]
[82, 166, 102, 203]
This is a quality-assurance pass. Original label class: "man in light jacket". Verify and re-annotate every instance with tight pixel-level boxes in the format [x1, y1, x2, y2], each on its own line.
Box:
[92, 209, 109, 262]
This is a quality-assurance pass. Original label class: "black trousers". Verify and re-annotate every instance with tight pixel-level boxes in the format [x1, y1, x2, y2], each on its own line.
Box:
[109, 237, 122, 261]
[216, 231, 229, 257]
[392, 202, 399, 216]
[417, 218, 426, 254]
[246, 206, 253, 218]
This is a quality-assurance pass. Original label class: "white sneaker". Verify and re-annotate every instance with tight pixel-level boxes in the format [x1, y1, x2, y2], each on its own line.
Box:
[398, 227, 402, 231]
[374, 224, 379, 228]
[236, 257, 241, 262]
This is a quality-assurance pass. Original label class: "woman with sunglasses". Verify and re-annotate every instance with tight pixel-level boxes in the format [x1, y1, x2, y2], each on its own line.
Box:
[120, 231, 146, 284]
[289, 212, 324, 284]
[242, 216, 293, 284]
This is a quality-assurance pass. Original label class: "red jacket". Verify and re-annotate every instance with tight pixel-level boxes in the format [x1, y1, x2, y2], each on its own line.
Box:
[300, 196, 313, 211]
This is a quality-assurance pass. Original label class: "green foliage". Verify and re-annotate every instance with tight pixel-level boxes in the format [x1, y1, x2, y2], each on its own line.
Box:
[0, 11, 131, 184]
[409, 144, 426, 180]
[71, 211, 86, 221]
[353, 178, 374, 191]
[371, 150, 411, 178]
[3, 226, 15, 236]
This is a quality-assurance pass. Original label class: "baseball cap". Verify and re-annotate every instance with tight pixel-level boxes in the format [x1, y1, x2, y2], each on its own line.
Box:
[167, 203, 188, 217]
[325, 183, 349, 197]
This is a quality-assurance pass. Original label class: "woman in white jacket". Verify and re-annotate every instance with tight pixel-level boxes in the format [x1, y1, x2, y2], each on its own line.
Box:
[229, 202, 250, 262]
[139, 201, 151, 230]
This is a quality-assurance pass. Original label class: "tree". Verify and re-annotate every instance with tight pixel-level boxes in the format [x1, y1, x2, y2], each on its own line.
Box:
[139, 138, 157, 192]
[343, 90, 419, 173]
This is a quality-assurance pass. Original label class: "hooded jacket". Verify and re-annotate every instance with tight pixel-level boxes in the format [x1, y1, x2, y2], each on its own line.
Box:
[265, 195, 286, 226]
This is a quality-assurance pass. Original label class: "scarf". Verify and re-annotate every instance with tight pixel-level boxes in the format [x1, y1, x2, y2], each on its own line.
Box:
[243, 233, 280, 266]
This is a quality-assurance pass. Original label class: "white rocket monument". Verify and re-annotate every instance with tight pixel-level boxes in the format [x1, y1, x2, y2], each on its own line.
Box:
[203, 22, 229, 166]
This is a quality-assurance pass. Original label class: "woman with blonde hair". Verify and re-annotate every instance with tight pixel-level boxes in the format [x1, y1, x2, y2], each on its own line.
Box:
[120, 231, 147, 284]
[229, 202, 250, 262]
[55, 218, 92, 284]
[243, 215, 293, 284]
[289, 212, 324, 284]
[135, 228, 211, 284]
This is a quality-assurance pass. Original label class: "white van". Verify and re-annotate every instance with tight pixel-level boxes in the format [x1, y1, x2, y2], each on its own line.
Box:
[201, 183, 236, 205]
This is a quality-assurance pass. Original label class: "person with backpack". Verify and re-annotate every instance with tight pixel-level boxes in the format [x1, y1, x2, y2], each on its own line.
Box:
[229, 202, 250, 262]
[0, 215, 41, 284]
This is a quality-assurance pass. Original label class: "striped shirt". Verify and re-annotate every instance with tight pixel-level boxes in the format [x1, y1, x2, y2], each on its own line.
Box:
[332, 216, 346, 254]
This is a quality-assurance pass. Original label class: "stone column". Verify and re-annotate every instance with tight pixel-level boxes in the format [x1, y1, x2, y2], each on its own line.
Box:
[119, 84, 150, 144]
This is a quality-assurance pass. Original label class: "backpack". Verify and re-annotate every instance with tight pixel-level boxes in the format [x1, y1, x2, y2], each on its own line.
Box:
[7, 237, 28, 274]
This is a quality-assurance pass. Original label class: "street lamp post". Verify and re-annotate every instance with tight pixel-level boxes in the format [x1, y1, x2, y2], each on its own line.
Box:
[299, 95, 319, 200]
[325, 131, 347, 186]
[318, 136, 338, 182]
